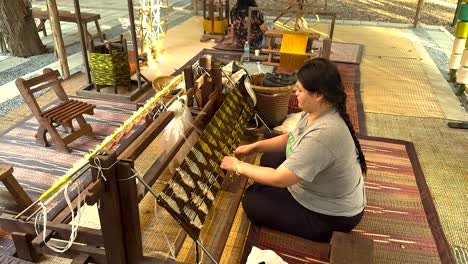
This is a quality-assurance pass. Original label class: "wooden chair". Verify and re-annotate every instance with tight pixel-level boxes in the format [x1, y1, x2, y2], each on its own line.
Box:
[15, 68, 96, 153]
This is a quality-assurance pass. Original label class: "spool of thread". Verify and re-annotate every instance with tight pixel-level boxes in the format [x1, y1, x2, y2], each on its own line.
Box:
[453, 38, 467, 54]
[455, 21, 468, 39]
[460, 4, 468, 21]
[461, 49, 468, 67]
[456, 66, 468, 84]
[449, 54, 462, 69]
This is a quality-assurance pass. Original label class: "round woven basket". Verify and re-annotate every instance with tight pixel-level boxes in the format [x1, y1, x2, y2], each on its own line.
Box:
[250, 73, 295, 94]
[256, 90, 292, 128]
[152, 76, 174, 97]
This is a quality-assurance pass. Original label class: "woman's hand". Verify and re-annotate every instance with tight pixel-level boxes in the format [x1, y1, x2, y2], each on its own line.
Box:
[220, 156, 241, 173]
[233, 143, 256, 158]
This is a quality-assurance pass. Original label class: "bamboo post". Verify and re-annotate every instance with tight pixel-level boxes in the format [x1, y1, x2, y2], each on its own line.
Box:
[413, 0, 425, 28]
[73, 0, 92, 84]
[128, 0, 142, 90]
[46, 0, 70, 78]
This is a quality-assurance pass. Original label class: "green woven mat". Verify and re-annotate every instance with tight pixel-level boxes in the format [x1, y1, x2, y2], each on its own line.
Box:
[365, 113, 468, 261]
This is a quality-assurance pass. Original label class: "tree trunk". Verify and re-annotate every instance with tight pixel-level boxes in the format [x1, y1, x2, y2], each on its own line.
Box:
[0, 0, 46, 57]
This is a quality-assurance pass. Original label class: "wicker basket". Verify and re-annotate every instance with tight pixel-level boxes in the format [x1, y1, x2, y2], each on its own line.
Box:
[256, 90, 293, 128]
[250, 73, 295, 127]
[152, 76, 175, 97]
[250, 73, 295, 94]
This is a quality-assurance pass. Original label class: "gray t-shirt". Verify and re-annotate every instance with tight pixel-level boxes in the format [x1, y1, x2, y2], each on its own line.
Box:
[283, 109, 366, 217]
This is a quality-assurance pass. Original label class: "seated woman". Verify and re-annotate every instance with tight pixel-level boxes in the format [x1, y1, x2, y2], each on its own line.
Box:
[220, 58, 367, 242]
[224, 0, 270, 49]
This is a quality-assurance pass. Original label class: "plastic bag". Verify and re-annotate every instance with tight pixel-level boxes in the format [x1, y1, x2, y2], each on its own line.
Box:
[159, 98, 192, 147]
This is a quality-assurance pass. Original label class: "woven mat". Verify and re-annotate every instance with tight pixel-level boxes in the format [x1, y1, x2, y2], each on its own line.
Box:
[0, 98, 135, 255]
[366, 113, 468, 263]
[241, 136, 451, 263]
[330, 25, 420, 59]
[361, 56, 444, 118]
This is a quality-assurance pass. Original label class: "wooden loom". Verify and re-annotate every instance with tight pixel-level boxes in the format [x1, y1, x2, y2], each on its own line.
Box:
[0, 53, 374, 263]
[0, 55, 258, 263]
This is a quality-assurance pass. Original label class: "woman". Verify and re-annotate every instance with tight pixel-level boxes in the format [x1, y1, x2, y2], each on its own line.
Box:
[224, 0, 268, 48]
[220, 58, 367, 242]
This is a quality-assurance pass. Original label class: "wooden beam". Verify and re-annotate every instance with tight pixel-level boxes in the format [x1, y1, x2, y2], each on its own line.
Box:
[117, 111, 175, 161]
[46, 0, 70, 78]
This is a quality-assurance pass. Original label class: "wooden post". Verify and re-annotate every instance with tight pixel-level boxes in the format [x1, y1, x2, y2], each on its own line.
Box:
[184, 65, 195, 107]
[46, 0, 70, 78]
[116, 160, 143, 264]
[127, 0, 142, 90]
[73, 0, 92, 84]
[322, 38, 332, 60]
[193, 0, 198, 15]
[413, 0, 425, 28]
[90, 152, 126, 264]
[199, 55, 213, 106]
[11, 232, 41, 262]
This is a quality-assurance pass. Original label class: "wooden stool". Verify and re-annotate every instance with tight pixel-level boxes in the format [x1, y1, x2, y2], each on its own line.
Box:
[0, 164, 33, 210]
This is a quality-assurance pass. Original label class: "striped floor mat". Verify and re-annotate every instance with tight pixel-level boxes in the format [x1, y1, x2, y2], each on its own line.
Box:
[241, 136, 451, 263]
[0, 98, 135, 255]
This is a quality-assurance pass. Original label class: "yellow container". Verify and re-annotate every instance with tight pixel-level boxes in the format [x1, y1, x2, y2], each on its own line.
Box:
[455, 21, 468, 38]
[203, 17, 228, 34]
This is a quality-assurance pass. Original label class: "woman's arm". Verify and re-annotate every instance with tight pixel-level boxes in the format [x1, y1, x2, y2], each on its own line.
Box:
[234, 133, 289, 158]
[220, 157, 301, 188]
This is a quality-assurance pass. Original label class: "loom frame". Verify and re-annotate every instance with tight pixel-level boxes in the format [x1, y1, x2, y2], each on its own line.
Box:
[0, 56, 258, 264]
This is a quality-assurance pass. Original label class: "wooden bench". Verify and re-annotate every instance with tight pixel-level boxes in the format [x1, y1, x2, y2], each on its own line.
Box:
[31, 7, 103, 43]
[0, 164, 33, 211]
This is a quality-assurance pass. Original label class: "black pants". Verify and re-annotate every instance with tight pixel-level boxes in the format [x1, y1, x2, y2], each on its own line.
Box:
[242, 153, 364, 242]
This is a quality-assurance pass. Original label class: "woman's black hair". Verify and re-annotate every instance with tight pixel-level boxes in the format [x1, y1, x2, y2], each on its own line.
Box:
[233, 0, 258, 10]
[297, 58, 367, 174]
[232, 0, 258, 16]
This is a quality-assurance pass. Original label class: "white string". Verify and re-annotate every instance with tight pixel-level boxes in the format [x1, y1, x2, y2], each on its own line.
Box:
[34, 180, 84, 253]
[147, 202, 176, 261]
[88, 157, 120, 182]
[123, 167, 176, 260]
[152, 102, 169, 120]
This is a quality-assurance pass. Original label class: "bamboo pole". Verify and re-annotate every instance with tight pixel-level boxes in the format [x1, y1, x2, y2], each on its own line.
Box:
[413, 0, 425, 28]
[46, 0, 70, 78]
[73, 0, 92, 84]
[128, 0, 142, 89]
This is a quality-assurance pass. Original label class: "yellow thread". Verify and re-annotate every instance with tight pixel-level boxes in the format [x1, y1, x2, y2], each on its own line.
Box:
[39, 73, 184, 201]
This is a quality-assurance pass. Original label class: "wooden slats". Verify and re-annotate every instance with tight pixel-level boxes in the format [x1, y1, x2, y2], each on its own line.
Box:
[29, 79, 61, 94]
[42, 100, 95, 123]
[22, 70, 59, 89]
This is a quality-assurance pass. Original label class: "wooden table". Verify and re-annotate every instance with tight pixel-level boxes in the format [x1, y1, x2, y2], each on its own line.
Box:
[32, 8, 104, 43]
